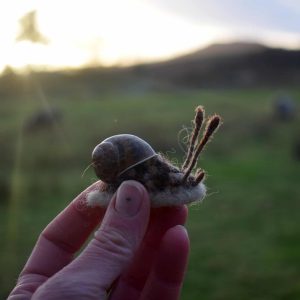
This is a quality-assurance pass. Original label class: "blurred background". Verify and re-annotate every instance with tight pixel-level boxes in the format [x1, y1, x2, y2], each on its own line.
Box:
[1, 0, 300, 299]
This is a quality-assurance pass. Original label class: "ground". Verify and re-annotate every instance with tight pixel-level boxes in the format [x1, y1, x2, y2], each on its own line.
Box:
[1, 87, 300, 299]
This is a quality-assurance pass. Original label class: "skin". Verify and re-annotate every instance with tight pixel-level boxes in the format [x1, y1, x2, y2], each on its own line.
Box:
[8, 180, 190, 300]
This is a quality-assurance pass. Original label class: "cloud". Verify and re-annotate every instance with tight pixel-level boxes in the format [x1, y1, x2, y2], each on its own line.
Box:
[145, 0, 300, 33]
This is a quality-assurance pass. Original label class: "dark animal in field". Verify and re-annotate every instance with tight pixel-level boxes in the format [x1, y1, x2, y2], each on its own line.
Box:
[273, 95, 296, 121]
[23, 107, 63, 132]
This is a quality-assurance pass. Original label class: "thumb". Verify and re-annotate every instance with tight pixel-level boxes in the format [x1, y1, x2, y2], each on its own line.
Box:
[78, 180, 150, 286]
[33, 180, 150, 299]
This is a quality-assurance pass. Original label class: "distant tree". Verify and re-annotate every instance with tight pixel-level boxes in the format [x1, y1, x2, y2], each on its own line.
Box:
[0, 66, 22, 97]
[16, 10, 48, 44]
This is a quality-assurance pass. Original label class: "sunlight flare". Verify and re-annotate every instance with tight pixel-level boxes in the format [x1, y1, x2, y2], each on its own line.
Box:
[0, 0, 223, 72]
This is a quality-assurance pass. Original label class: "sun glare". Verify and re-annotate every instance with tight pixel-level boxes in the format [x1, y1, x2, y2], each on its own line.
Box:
[0, 0, 224, 73]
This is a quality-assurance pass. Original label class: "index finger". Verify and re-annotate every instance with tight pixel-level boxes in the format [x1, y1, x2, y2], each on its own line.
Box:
[21, 181, 105, 278]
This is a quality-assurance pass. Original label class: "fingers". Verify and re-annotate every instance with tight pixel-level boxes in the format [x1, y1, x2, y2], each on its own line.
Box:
[9, 182, 104, 299]
[140, 225, 190, 300]
[32, 181, 151, 299]
[109, 205, 188, 300]
[24, 181, 105, 276]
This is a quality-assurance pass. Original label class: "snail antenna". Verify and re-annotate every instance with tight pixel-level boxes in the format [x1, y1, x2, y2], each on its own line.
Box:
[182, 115, 221, 182]
[194, 170, 205, 185]
[81, 162, 94, 178]
[182, 106, 204, 170]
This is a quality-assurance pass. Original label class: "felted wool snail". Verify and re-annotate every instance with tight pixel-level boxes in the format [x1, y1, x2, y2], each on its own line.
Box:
[87, 106, 221, 207]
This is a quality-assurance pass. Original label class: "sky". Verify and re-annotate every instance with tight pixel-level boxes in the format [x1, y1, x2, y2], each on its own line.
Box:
[0, 0, 299, 73]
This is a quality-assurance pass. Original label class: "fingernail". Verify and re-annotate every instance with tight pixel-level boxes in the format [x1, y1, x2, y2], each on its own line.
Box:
[177, 225, 188, 236]
[115, 181, 143, 217]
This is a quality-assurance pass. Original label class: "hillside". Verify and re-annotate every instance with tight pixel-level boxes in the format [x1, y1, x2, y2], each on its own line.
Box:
[163, 42, 267, 62]
[0, 42, 299, 97]
[140, 42, 300, 88]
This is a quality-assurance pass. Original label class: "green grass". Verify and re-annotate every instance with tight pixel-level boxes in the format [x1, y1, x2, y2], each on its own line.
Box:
[1, 86, 300, 299]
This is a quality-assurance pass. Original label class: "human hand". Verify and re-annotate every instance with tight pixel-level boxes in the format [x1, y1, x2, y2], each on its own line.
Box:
[9, 180, 189, 300]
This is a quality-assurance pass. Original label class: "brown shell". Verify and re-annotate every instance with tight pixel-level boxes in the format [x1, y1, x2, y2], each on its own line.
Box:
[92, 134, 157, 183]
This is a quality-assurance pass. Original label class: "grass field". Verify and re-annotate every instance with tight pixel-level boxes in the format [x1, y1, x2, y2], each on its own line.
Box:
[1, 86, 300, 299]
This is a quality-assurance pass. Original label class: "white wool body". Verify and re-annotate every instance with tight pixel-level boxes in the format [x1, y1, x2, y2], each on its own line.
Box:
[87, 182, 206, 208]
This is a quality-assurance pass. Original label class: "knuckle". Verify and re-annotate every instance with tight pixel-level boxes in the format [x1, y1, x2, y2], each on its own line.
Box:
[94, 227, 134, 260]
[32, 274, 103, 299]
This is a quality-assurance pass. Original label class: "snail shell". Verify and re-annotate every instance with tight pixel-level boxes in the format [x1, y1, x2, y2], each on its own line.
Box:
[92, 134, 157, 183]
